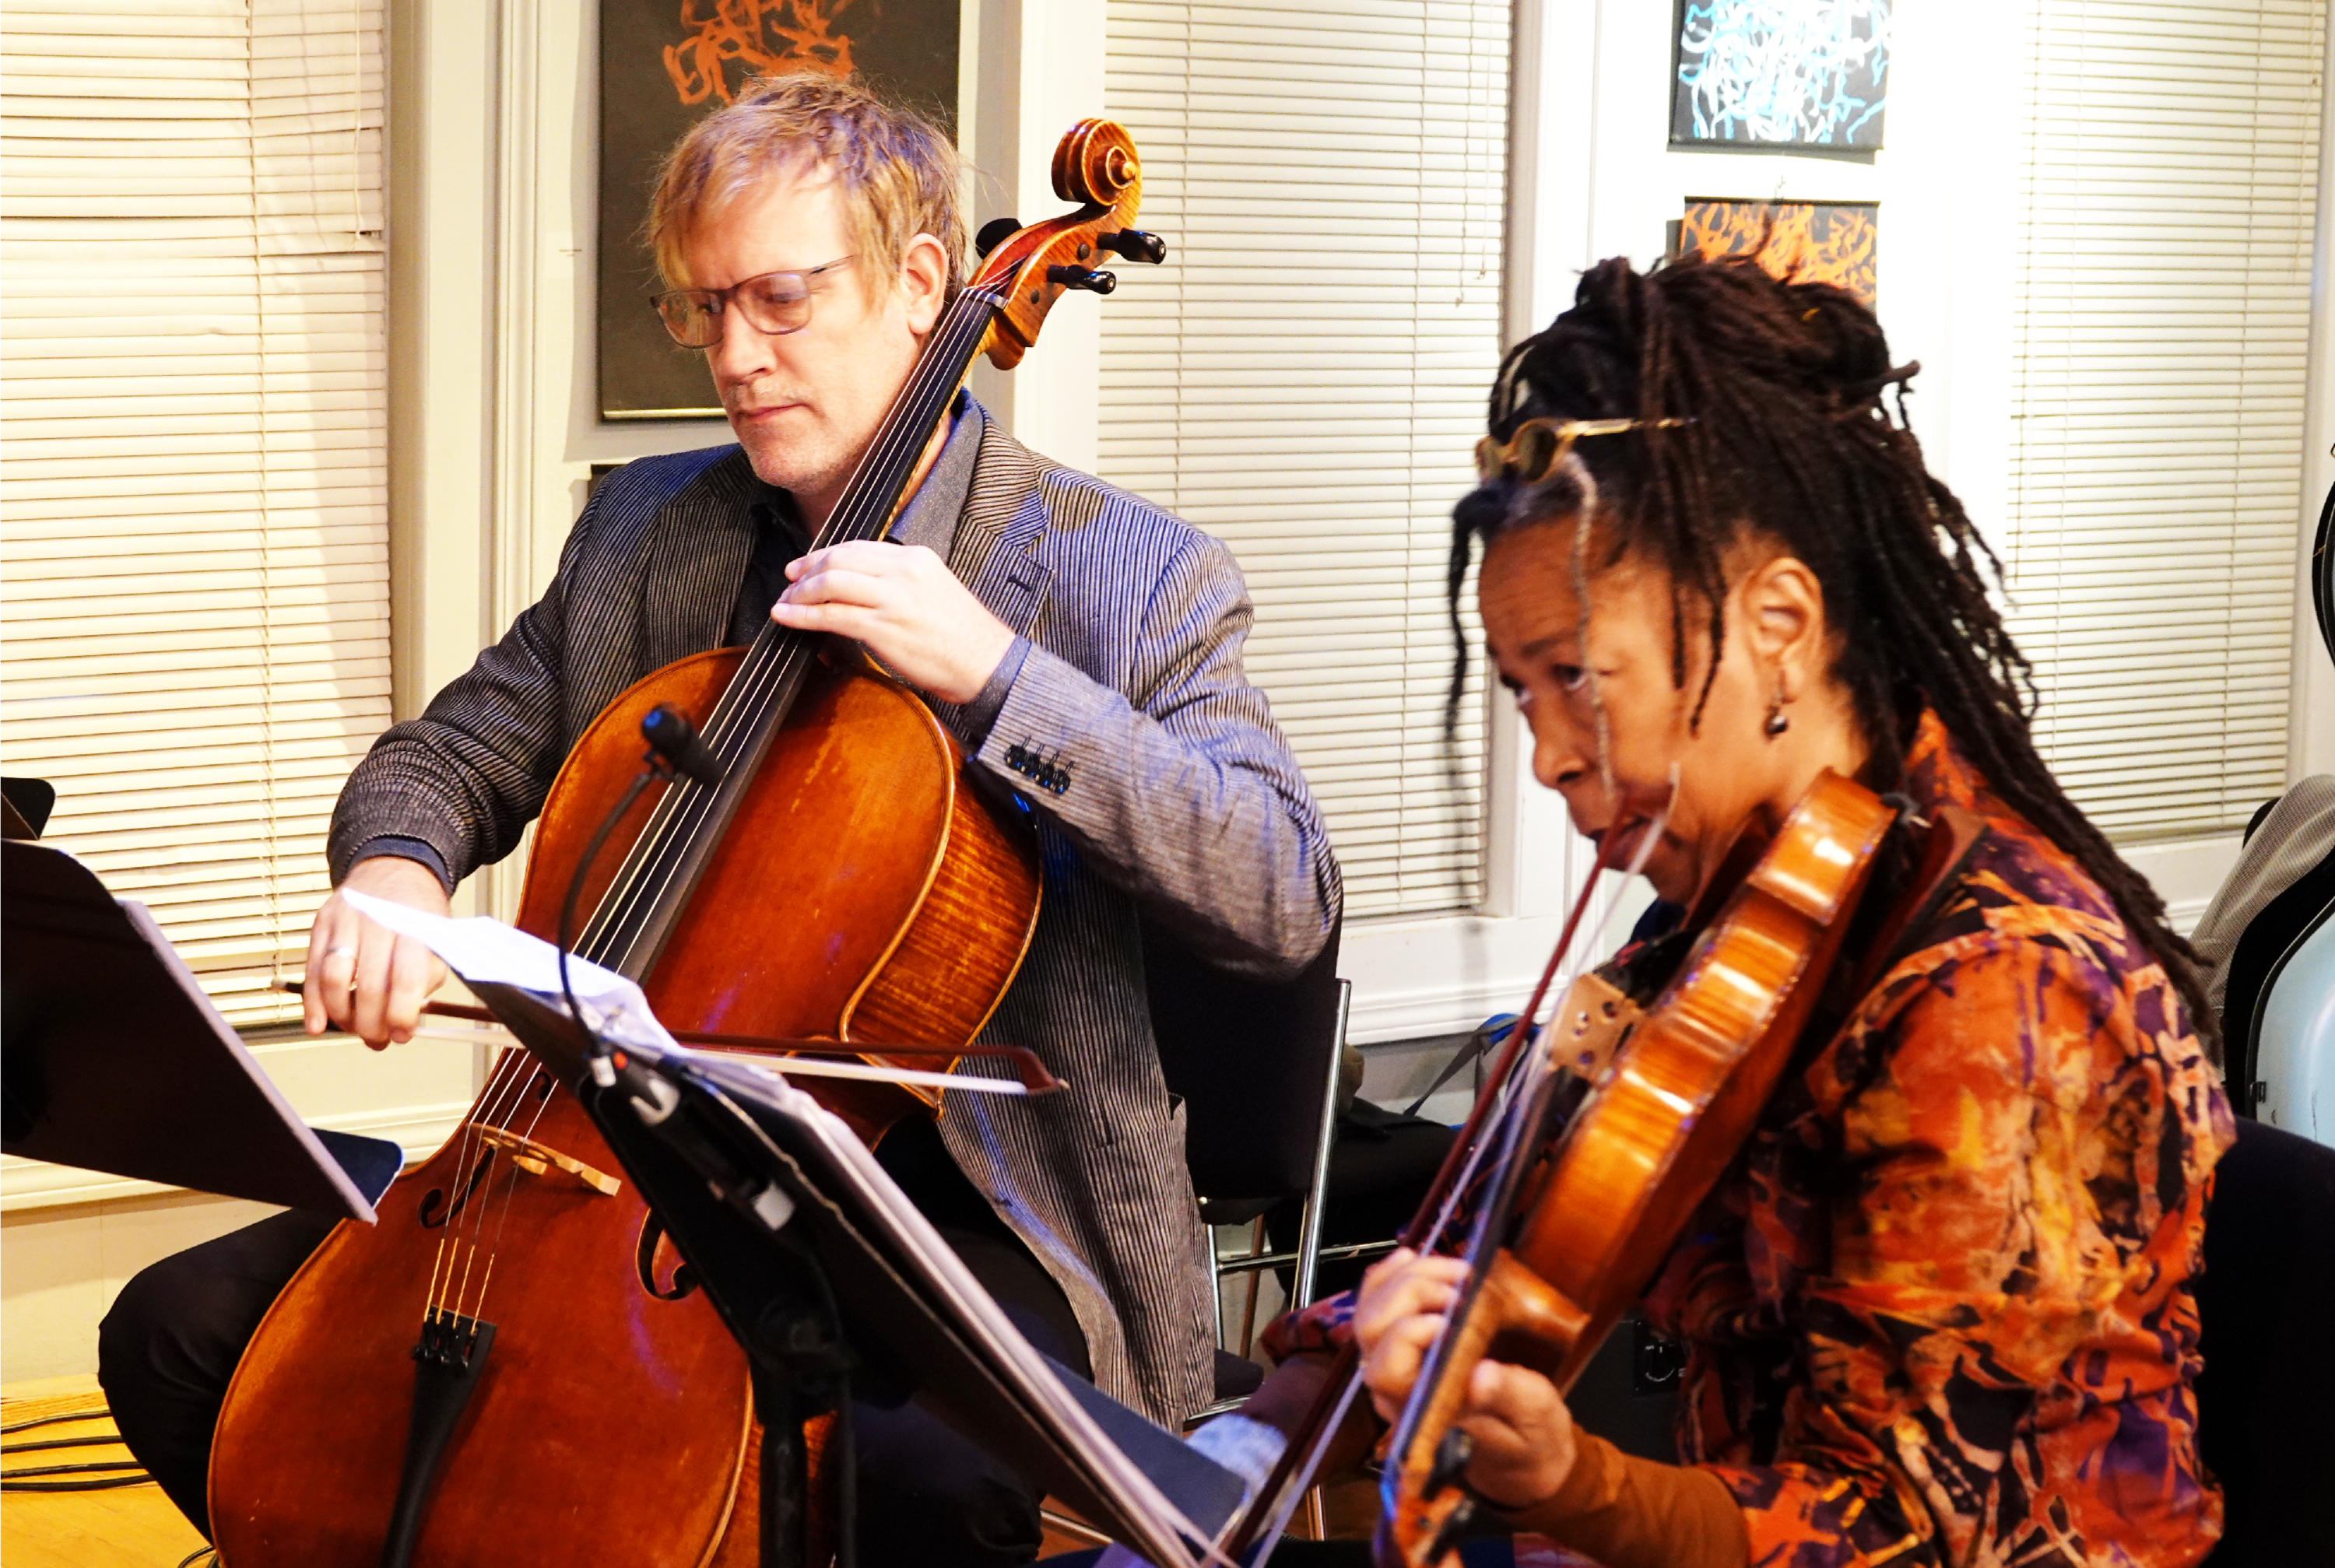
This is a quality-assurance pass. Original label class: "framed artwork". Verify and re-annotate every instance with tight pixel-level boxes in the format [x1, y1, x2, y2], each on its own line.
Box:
[1676, 199, 1878, 306]
[598, 1, 961, 421]
[1672, 0, 1890, 150]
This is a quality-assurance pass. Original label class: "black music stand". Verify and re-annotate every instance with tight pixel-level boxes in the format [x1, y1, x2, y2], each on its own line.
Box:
[1, 840, 380, 1219]
[463, 973, 1244, 1568]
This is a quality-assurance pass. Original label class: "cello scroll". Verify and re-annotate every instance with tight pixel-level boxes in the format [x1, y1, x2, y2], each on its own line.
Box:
[973, 119, 1163, 368]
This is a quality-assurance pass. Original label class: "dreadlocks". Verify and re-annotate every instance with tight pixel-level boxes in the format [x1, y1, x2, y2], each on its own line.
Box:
[1449, 251, 2216, 1048]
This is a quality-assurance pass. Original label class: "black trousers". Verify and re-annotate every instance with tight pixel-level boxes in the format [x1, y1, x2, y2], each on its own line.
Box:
[99, 1116, 1088, 1567]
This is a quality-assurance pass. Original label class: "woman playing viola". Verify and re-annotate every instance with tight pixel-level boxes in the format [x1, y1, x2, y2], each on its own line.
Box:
[1282, 253, 2233, 1568]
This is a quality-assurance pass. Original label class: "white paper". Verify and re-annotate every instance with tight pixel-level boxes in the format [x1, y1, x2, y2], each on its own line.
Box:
[338, 889, 676, 1053]
[338, 889, 1030, 1096]
[338, 890, 626, 998]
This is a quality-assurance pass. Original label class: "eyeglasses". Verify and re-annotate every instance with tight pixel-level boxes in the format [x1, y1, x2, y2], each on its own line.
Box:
[651, 255, 856, 348]
[1474, 416, 1688, 483]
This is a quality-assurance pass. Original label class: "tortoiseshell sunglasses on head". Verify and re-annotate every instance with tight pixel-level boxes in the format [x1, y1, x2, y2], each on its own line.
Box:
[1473, 416, 1688, 484]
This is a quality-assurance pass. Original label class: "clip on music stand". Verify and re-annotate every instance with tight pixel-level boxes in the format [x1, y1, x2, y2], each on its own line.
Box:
[1, 840, 380, 1220]
[490, 979, 1241, 1568]
[335, 890, 1241, 1568]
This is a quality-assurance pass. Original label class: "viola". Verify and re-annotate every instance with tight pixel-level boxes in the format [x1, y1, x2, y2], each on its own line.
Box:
[208, 120, 1162, 1568]
[1378, 770, 1894, 1565]
[1217, 771, 1906, 1565]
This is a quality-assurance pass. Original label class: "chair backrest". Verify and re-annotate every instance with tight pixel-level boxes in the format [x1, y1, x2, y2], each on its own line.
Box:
[2221, 830, 2335, 1118]
[2253, 903, 2335, 1149]
[2192, 1117, 2335, 1566]
[1142, 917, 1343, 1203]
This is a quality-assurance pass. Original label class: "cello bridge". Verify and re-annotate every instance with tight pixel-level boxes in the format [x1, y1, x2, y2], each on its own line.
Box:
[472, 1125, 621, 1196]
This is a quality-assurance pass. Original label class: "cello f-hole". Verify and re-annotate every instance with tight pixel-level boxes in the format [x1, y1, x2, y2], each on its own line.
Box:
[635, 1213, 699, 1302]
[418, 1150, 494, 1229]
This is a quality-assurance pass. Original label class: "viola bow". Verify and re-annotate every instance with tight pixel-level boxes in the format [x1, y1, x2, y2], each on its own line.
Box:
[1220, 784, 1677, 1561]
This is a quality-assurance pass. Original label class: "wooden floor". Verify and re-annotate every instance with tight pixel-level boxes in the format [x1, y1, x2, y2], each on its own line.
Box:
[1, 1376, 209, 1568]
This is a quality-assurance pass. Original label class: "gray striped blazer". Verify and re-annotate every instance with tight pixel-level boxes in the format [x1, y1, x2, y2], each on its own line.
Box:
[329, 409, 1343, 1423]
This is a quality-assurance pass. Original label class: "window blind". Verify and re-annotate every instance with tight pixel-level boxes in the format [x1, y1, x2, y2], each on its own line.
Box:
[2003, 0, 2322, 840]
[1098, 0, 1510, 919]
[1, 0, 390, 1026]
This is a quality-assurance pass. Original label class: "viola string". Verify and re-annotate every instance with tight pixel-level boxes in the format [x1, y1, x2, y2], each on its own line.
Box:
[1231, 788, 1678, 1557]
[1416, 788, 1672, 1268]
[1417, 780, 1675, 1251]
[1228, 855, 1620, 1559]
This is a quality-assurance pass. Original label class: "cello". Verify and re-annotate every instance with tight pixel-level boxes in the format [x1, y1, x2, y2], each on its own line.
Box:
[208, 120, 1164, 1568]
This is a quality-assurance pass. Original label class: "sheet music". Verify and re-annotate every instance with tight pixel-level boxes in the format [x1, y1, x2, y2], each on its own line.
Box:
[337, 892, 1027, 1097]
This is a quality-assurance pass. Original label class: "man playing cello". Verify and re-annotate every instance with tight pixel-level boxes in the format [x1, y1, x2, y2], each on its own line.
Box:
[1268, 252, 2230, 1567]
[101, 72, 1340, 1566]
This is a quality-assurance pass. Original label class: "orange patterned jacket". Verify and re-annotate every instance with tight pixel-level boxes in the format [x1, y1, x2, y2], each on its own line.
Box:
[1269, 714, 2234, 1566]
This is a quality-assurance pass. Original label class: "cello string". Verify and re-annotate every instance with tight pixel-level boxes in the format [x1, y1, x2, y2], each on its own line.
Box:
[438, 1044, 556, 1324]
[449, 1001, 599, 1325]
[621, 290, 997, 808]
[424, 277, 1004, 1331]
[423, 1045, 535, 1324]
[574, 290, 1000, 966]
[630, 290, 995, 772]
[438, 1062, 528, 1324]
[459, 1037, 579, 1325]
[605, 287, 990, 900]
[575, 290, 1005, 970]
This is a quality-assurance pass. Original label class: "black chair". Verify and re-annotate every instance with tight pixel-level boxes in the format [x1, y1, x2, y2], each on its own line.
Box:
[2193, 1117, 2335, 1565]
[1261, 1097, 1455, 1302]
[2219, 829, 2335, 1122]
[1143, 916, 1345, 1408]
[1255, 1091, 1680, 1465]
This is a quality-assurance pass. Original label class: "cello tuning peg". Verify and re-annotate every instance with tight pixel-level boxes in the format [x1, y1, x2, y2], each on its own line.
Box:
[974, 216, 1021, 258]
[1101, 228, 1168, 265]
[1426, 1427, 1474, 1496]
[1047, 265, 1118, 295]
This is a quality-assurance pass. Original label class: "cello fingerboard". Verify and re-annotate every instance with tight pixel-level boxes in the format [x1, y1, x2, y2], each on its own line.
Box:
[578, 284, 1009, 980]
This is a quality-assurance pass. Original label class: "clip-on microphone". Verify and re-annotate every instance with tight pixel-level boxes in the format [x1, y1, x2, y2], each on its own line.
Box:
[557, 705, 725, 1074]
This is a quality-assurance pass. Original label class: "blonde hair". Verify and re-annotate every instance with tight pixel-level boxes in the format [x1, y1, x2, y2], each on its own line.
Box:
[645, 72, 964, 300]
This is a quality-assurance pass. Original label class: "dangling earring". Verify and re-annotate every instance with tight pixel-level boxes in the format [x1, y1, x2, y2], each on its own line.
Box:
[1763, 682, 1790, 738]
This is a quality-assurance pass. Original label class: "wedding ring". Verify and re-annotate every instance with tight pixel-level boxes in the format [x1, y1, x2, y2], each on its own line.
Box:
[326, 945, 358, 958]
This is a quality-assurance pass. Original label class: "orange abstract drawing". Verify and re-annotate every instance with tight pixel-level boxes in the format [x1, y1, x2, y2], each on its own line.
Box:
[664, 0, 859, 107]
[1678, 199, 1877, 306]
